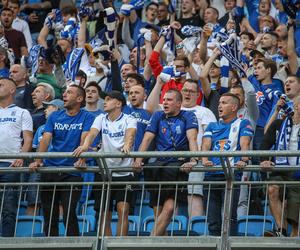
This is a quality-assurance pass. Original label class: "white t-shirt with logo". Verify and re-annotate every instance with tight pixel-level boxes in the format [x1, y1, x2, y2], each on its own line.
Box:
[0, 104, 33, 162]
[92, 112, 137, 177]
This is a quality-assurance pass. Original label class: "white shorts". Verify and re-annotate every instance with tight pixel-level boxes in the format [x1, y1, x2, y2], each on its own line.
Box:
[188, 170, 204, 196]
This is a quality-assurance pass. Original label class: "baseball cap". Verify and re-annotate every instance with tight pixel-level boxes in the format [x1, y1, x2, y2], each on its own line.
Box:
[212, 59, 221, 68]
[101, 90, 127, 107]
[43, 99, 64, 110]
[250, 49, 265, 58]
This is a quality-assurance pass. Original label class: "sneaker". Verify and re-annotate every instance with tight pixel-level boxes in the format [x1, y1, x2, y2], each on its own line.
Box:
[264, 229, 286, 237]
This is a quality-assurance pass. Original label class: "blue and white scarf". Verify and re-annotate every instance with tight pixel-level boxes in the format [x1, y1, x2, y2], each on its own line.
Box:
[217, 32, 246, 78]
[275, 117, 300, 165]
[64, 48, 85, 81]
[28, 44, 42, 75]
[89, 27, 107, 48]
[60, 17, 79, 45]
[104, 7, 116, 49]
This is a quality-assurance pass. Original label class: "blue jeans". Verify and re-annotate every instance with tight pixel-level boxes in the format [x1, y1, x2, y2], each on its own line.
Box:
[204, 176, 240, 236]
[21, 172, 41, 206]
[0, 162, 20, 237]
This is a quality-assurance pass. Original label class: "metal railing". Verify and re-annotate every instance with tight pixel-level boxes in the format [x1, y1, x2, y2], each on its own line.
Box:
[0, 150, 300, 250]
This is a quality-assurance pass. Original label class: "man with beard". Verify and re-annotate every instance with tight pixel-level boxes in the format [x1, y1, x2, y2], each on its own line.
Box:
[30, 85, 94, 236]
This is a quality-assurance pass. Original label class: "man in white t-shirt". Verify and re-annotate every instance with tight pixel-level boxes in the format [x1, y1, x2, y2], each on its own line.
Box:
[180, 79, 217, 217]
[73, 90, 137, 236]
[8, 0, 33, 50]
[0, 77, 33, 236]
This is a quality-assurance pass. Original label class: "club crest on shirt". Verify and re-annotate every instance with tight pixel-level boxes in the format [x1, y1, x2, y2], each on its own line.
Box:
[175, 125, 181, 134]
[162, 127, 166, 134]
[256, 91, 265, 105]
[11, 111, 16, 116]
[214, 139, 231, 151]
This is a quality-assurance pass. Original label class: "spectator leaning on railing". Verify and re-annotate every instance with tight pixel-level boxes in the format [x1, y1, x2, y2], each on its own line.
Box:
[73, 90, 137, 237]
[29, 85, 94, 237]
[134, 88, 198, 236]
[201, 93, 254, 236]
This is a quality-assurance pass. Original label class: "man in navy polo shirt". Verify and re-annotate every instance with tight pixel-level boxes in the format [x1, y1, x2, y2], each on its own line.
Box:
[29, 85, 94, 236]
[202, 93, 254, 236]
[134, 89, 198, 236]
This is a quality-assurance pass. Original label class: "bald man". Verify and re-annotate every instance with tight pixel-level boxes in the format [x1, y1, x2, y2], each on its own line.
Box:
[0, 77, 33, 236]
[9, 64, 35, 110]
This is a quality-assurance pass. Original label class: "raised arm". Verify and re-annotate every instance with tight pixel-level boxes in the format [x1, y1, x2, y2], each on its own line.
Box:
[77, 17, 88, 48]
[37, 25, 50, 48]
[122, 17, 134, 49]
[146, 76, 164, 113]
[198, 24, 210, 62]
[287, 22, 299, 75]
[241, 78, 259, 123]
[199, 48, 220, 99]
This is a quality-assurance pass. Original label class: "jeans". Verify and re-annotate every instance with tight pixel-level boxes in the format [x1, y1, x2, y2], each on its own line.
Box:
[0, 162, 20, 237]
[21, 172, 41, 206]
[41, 173, 82, 236]
[204, 175, 240, 236]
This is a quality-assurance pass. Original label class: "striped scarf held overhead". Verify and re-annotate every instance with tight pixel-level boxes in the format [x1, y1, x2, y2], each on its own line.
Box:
[104, 7, 116, 49]
[216, 30, 246, 90]
[28, 44, 42, 75]
[89, 28, 107, 48]
[64, 48, 85, 81]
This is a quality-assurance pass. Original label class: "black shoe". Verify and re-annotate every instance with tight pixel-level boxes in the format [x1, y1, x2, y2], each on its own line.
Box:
[264, 229, 286, 237]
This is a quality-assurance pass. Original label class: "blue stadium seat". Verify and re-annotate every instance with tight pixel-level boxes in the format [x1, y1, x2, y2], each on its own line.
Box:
[133, 202, 154, 224]
[59, 215, 96, 236]
[177, 204, 189, 217]
[17, 201, 28, 216]
[15, 215, 44, 237]
[189, 216, 209, 236]
[238, 215, 275, 236]
[142, 215, 188, 233]
[111, 215, 139, 236]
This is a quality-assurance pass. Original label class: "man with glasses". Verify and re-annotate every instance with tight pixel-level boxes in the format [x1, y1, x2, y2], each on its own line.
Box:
[181, 79, 216, 217]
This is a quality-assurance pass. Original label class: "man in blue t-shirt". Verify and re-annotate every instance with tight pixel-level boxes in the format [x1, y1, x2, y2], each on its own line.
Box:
[248, 58, 283, 163]
[29, 85, 94, 236]
[202, 93, 254, 236]
[134, 89, 198, 236]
